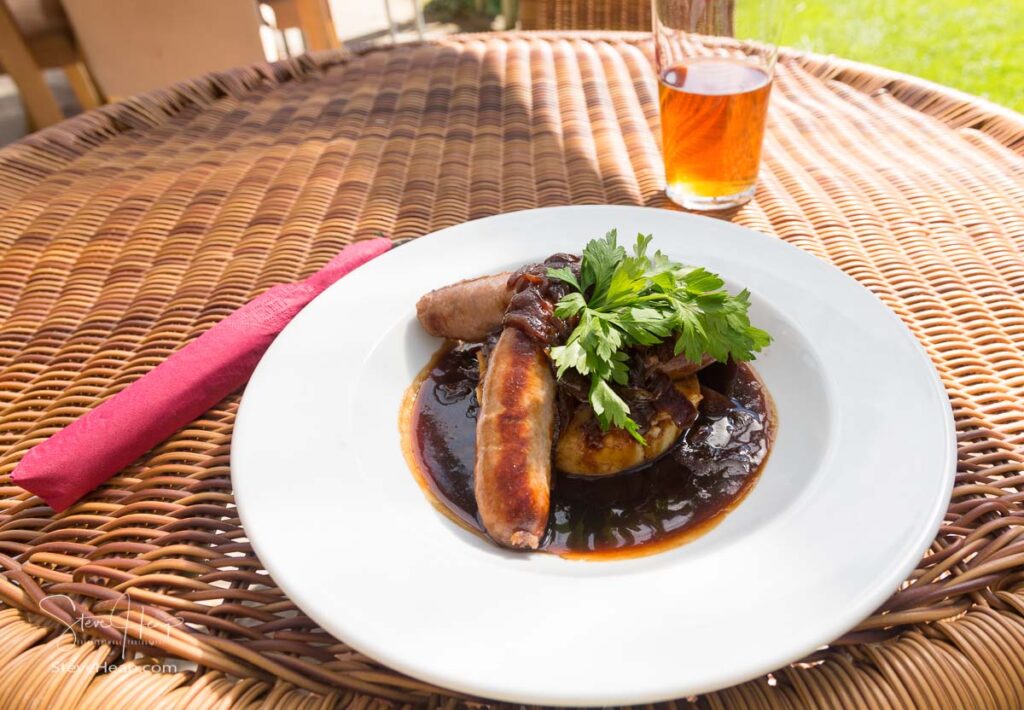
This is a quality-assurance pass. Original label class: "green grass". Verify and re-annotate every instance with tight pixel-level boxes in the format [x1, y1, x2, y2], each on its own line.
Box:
[738, 0, 1024, 112]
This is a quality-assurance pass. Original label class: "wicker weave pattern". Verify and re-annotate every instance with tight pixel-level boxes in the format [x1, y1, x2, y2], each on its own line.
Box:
[520, 0, 651, 31]
[0, 32, 1022, 707]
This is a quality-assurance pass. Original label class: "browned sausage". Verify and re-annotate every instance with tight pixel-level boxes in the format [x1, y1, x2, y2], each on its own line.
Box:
[416, 272, 512, 341]
[474, 327, 555, 549]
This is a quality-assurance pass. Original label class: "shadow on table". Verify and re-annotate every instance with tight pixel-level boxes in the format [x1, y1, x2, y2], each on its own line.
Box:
[642, 190, 745, 223]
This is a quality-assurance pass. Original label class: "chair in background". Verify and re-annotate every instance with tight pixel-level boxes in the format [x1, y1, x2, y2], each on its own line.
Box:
[0, 0, 102, 129]
[264, 0, 340, 52]
[518, 0, 651, 31]
[61, 0, 269, 101]
[61, 0, 342, 100]
[381, 0, 426, 42]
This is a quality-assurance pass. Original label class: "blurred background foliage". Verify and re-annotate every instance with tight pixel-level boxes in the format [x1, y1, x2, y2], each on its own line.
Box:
[756, 0, 1023, 111]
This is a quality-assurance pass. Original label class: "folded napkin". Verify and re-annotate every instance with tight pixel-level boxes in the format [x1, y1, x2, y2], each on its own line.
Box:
[13, 238, 391, 511]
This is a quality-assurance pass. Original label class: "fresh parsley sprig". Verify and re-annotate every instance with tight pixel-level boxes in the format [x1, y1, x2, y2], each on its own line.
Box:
[547, 230, 771, 443]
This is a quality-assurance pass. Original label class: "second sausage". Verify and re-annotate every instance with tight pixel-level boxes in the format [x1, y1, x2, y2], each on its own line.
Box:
[416, 272, 512, 341]
[474, 327, 555, 549]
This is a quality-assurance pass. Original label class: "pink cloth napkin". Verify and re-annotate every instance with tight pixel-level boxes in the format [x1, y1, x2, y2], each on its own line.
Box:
[13, 238, 391, 511]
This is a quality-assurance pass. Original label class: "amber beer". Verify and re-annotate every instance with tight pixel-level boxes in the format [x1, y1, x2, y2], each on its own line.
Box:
[659, 57, 772, 207]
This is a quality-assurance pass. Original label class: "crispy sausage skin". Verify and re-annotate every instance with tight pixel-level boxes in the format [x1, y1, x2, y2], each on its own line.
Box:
[416, 272, 512, 341]
[474, 327, 555, 549]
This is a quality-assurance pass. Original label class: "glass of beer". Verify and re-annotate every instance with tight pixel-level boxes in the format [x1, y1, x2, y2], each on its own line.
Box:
[654, 0, 778, 210]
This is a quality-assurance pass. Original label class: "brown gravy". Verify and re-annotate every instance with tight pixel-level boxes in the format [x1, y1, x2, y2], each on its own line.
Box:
[402, 343, 775, 560]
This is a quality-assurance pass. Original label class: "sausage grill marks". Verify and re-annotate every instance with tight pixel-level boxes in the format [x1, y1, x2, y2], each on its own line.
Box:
[473, 328, 556, 549]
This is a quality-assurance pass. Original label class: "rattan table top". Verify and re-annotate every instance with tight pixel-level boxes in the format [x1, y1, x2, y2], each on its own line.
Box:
[0, 31, 1023, 709]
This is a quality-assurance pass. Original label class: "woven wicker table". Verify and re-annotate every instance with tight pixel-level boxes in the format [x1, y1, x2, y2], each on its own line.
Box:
[0, 31, 1023, 708]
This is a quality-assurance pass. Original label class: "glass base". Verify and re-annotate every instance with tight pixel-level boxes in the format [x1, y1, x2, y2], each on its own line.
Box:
[666, 183, 756, 211]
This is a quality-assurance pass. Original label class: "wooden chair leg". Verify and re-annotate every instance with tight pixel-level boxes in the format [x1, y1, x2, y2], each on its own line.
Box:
[503, 0, 519, 29]
[0, 0, 64, 128]
[63, 61, 103, 111]
[292, 0, 339, 51]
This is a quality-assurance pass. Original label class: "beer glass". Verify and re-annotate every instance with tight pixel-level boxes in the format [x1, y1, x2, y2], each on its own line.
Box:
[654, 0, 778, 210]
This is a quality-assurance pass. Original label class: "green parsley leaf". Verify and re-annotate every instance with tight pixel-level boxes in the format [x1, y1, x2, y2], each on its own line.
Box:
[579, 229, 625, 302]
[547, 230, 771, 444]
[589, 378, 642, 441]
[547, 266, 581, 292]
[553, 291, 587, 319]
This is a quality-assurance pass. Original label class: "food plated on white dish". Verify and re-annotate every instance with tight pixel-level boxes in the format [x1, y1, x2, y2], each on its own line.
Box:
[232, 205, 955, 705]
[403, 231, 775, 559]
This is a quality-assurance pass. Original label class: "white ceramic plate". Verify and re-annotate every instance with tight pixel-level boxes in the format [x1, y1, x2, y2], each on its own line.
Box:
[233, 206, 955, 705]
